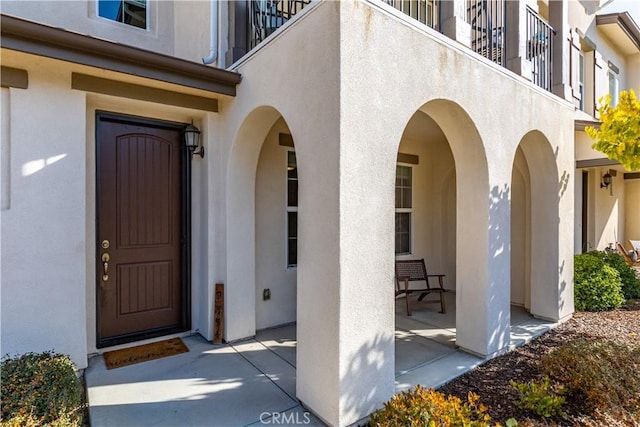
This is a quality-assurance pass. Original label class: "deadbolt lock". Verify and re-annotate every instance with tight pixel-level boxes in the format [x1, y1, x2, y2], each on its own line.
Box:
[101, 240, 110, 249]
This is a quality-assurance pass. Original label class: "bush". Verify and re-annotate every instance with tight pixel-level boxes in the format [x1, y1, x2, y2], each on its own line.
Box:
[369, 385, 497, 426]
[1, 351, 83, 426]
[510, 376, 565, 418]
[542, 339, 640, 420]
[600, 251, 640, 299]
[574, 253, 624, 311]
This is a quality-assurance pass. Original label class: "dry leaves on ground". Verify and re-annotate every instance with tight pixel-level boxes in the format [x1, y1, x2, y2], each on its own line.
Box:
[439, 301, 640, 426]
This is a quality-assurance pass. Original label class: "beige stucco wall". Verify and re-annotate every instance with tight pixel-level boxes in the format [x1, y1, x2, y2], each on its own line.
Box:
[1, 88, 9, 209]
[0, 1, 212, 63]
[575, 129, 603, 160]
[220, 3, 343, 423]
[220, 1, 575, 424]
[594, 168, 625, 248]
[2, 1, 578, 425]
[625, 178, 640, 241]
[0, 51, 221, 366]
[0, 58, 88, 367]
[628, 54, 640, 90]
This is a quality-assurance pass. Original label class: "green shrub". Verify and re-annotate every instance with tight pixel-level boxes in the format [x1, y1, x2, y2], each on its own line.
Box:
[574, 253, 624, 311]
[542, 339, 640, 419]
[1, 351, 83, 426]
[510, 376, 565, 418]
[600, 251, 640, 299]
[369, 385, 497, 426]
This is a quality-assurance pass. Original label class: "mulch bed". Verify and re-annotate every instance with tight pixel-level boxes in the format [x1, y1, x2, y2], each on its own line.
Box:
[438, 300, 640, 426]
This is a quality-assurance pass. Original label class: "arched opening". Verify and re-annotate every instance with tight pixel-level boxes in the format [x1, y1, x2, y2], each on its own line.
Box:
[510, 146, 533, 320]
[393, 100, 493, 376]
[255, 117, 298, 332]
[393, 110, 458, 375]
[226, 107, 298, 372]
[510, 131, 559, 322]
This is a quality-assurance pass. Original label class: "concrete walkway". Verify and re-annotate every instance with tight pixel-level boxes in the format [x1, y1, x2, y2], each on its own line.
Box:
[85, 293, 557, 426]
[85, 331, 324, 427]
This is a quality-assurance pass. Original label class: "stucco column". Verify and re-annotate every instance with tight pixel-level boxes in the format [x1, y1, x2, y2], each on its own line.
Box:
[549, 0, 571, 100]
[294, 5, 395, 425]
[224, 3, 392, 424]
[440, 0, 471, 48]
[453, 173, 511, 358]
[295, 106, 396, 427]
[506, 0, 532, 81]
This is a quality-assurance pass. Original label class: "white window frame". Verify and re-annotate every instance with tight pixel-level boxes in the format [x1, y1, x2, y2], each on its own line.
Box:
[96, 0, 150, 31]
[286, 149, 298, 269]
[395, 164, 413, 256]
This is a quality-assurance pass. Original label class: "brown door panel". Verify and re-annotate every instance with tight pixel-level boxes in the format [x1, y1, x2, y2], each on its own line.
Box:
[97, 114, 187, 346]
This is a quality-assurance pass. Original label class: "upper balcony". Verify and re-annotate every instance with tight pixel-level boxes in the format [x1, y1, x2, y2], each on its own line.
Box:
[229, 0, 557, 94]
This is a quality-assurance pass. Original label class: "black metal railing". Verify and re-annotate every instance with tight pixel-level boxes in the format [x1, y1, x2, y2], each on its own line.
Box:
[467, 0, 506, 66]
[245, 0, 554, 94]
[382, 0, 439, 29]
[249, 0, 312, 49]
[526, 6, 554, 92]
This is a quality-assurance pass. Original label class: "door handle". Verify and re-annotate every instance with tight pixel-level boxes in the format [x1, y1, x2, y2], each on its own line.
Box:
[101, 253, 110, 281]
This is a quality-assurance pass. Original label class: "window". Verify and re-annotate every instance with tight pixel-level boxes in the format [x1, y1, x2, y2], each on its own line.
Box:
[98, 0, 147, 29]
[578, 51, 585, 111]
[287, 151, 298, 267]
[608, 71, 619, 107]
[395, 165, 412, 255]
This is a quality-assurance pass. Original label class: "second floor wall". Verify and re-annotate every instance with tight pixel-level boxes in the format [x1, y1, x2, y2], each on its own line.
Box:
[567, 0, 640, 117]
[0, 0, 214, 63]
[2, 0, 638, 114]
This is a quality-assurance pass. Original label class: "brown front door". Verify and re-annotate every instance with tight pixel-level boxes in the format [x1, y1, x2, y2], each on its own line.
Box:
[96, 112, 189, 348]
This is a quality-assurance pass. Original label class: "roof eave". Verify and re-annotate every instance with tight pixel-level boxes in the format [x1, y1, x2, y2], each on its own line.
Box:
[0, 14, 242, 96]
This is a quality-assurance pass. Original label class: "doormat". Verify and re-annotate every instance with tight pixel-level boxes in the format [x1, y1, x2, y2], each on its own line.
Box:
[103, 338, 189, 370]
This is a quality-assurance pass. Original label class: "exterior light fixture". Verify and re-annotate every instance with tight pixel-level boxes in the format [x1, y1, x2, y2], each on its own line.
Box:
[600, 171, 612, 189]
[184, 122, 203, 158]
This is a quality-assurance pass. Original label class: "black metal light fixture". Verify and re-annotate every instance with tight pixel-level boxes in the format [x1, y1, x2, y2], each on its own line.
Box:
[184, 121, 204, 158]
[600, 171, 612, 189]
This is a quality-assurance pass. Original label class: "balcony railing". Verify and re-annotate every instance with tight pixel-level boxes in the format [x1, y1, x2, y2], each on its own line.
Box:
[382, 0, 440, 29]
[249, 0, 312, 49]
[468, 0, 506, 67]
[244, 0, 554, 93]
[526, 6, 554, 92]
[383, 0, 506, 66]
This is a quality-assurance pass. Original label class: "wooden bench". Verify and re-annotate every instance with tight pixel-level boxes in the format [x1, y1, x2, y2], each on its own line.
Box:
[395, 259, 446, 316]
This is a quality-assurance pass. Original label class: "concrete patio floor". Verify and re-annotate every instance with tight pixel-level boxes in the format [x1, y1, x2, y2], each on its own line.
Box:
[85, 292, 558, 426]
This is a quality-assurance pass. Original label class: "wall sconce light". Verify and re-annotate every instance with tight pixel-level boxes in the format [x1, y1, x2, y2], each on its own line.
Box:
[184, 122, 204, 158]
[600, 171, 612, 189]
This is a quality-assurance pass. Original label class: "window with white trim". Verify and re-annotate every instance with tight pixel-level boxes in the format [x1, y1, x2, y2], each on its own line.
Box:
[395, 165, 412, 255]
[286, 150, 298, 267]
[98, 0, 147, 29]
